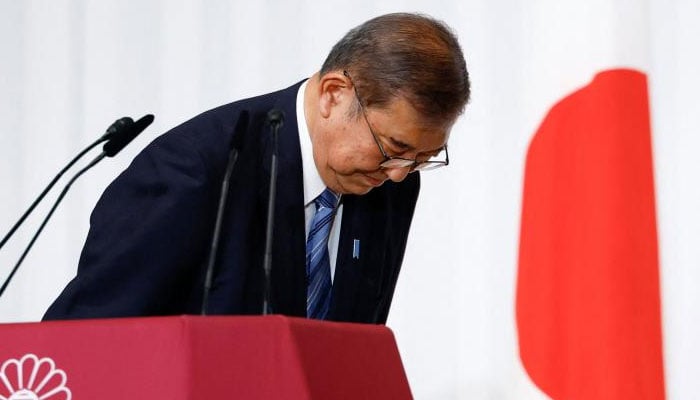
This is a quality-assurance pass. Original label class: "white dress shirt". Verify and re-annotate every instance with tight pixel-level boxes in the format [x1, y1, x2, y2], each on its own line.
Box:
[296, 80, 344, 283]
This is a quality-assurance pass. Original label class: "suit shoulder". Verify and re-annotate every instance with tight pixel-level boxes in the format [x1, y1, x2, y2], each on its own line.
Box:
[154, 81, 305, 149]
[142, 80, 306, 173]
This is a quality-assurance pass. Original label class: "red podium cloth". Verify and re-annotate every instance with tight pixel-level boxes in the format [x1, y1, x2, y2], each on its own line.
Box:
[0, 315, 412, 399]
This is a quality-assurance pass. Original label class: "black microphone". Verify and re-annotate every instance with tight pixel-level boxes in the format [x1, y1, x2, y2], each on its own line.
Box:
[103, 114, 154, 157]
[201, 111, 249, 315]
[262, 109, 284, 315]
[103, 117, 135, 140]
[0, 117, 134, 252]
[0, 114, 154, 298]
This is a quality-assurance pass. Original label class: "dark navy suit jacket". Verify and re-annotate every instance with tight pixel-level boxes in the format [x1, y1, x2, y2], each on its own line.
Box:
[43, 81, 420, 324]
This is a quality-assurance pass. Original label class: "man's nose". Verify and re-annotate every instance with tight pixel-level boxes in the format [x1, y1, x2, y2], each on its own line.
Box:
[385, 166, 411, 182]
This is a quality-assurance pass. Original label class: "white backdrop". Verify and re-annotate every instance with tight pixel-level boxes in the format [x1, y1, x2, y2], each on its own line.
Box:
[1, 1, 698, 398]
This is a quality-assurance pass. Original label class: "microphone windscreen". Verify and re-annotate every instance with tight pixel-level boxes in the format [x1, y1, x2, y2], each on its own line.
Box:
[103, 117, 134, 140]
[103, 114, 154, 157]
[266, 109, 284, 128]
[230, 111, 249, 151]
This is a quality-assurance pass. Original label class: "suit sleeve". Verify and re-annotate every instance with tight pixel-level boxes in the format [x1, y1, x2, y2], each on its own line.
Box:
[43, 131, 218, 319]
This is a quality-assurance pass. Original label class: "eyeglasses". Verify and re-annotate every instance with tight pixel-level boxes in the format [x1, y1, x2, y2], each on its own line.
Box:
[343, 71, 449, 172]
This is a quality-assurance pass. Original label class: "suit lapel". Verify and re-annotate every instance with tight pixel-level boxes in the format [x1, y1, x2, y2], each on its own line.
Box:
[330, 192, 390, 323]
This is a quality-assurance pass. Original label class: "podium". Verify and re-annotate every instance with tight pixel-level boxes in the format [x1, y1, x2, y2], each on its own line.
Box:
[0, 315, 412, 399]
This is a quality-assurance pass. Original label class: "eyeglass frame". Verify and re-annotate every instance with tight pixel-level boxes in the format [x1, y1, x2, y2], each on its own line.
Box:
[343, 70, 449, 172]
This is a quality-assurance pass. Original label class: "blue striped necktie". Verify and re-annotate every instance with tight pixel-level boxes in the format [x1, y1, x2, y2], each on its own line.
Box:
[306, 188, 339, 319]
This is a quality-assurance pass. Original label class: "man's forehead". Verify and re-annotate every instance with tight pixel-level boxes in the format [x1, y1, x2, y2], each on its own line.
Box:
[368, 98, 452, 151]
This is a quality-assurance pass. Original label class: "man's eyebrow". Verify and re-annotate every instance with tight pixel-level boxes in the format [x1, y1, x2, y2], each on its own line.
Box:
[389, 136, 444, 155]
[388, 137, 414, 151]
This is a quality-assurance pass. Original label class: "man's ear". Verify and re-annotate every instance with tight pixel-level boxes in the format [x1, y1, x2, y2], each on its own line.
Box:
[318, 71, 351, 118]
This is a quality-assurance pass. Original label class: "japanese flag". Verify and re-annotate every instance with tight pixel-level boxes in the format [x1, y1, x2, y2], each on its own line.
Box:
[514, 2, 665, 400]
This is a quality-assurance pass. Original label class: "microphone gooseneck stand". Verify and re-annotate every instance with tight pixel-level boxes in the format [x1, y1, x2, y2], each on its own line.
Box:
[0, 117, 133, 252]
[262, 109, 284, 315]
[0, 115, 154, 298]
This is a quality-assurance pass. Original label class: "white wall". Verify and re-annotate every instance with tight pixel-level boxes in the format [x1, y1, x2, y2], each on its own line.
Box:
[1, 1, 698, 398]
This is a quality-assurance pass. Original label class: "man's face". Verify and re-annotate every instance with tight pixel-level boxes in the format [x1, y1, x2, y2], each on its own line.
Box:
[311, 76, 450, 195]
